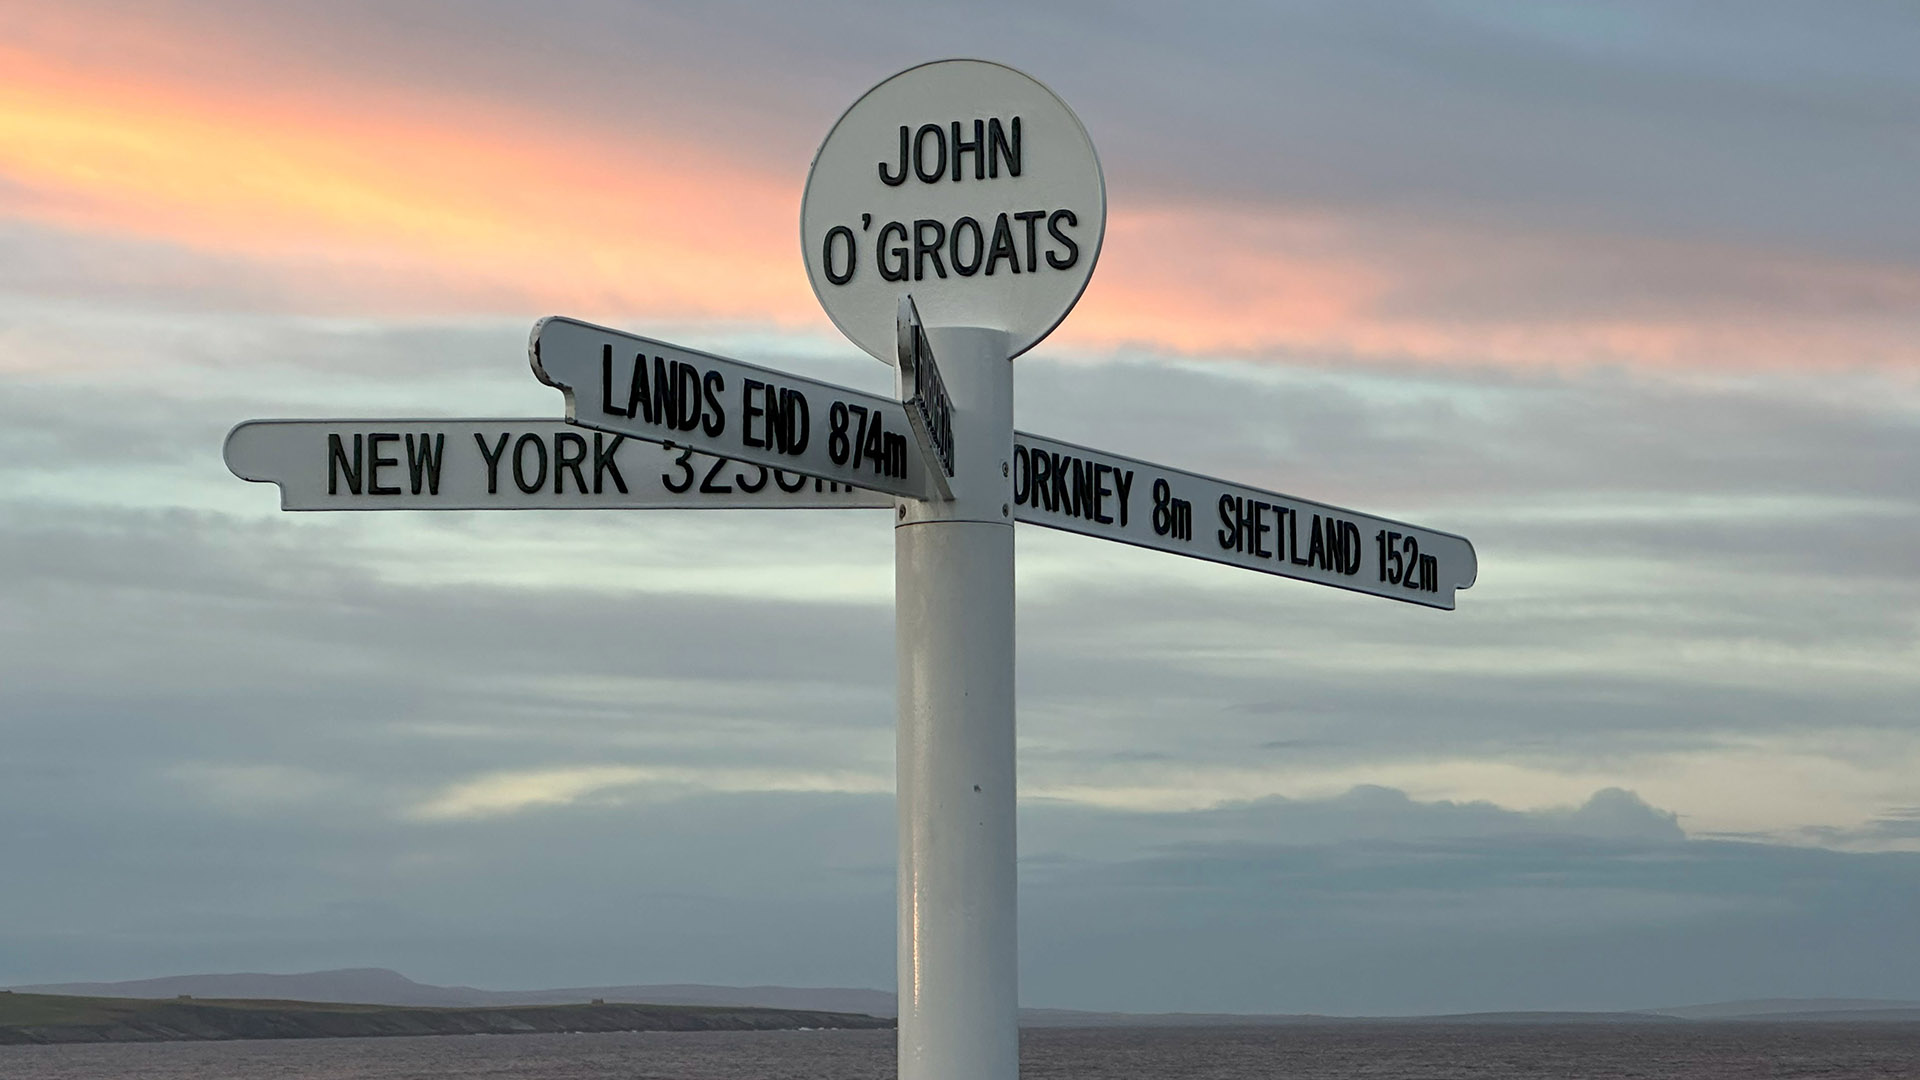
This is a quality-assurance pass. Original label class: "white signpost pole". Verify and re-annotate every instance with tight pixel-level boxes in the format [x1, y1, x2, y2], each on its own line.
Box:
[894, 325, 1016, 1080]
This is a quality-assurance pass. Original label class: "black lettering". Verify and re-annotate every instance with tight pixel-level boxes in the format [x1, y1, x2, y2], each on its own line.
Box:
[1218, 494, 1237, 549]
[828, 401, 851, 465]
[823, 226, 856, 285]
[1049, 452, 1073, 515]
[676, 363, 702, 432]
[1235, 496, 1258, 553]
[1342, 521, 1363, 575]
[1072, 457, 1094, 519]
[914, 123, 946, 183]
[775, 468, 807, 493]
[1093, 463, 1114, 524]
[952, 118, 985, 180]
[949, 216, 984, 276]
[367, 433, 401, 495]
[475, 432, 508, 495]
[1015, 209, 1045, 272]
[663, 447, 694, 493]
[1308, 514, 1327, 569]
[988, 116, 1021, 177]
[736, 463, 768, 493]
[593, 433, 627, 494]
[626, 352, 653, 422]
[702, 370, 725, 437]
[1046, 209, 1080, 270]
[600, 344, 626, 417]
[984, 213, 1020, 275]
[1252, 500, 1272, 559]
[1013, 444, 1031, 505]
[1328, 517, 1349, 572]
[1032, 449, 1055, 511]
[1113, 469, 1133, 527]
[878, 221, 909, 281]
[653, 355, 676, 427]
[328, 433, 362, 495]
[512, 433, 547, 494]
[913, 219, 948, 280]
[781, 389, 810, 454]
[742, 379, 766, 448]
[405, 433, 445, 495]
[880, 125, 909, 185]
[699, 455, 732, 494]
[768, 384, 790, 452]
[553, 431, 587, 494]
[1289, 508, 1308, 565]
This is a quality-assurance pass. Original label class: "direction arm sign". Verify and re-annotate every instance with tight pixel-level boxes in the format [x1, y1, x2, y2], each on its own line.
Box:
[224, 419, 889, 510]
[531, 316, 940, 501]
[1011, 431, 1477, 609]
[896, 296, 955, 499]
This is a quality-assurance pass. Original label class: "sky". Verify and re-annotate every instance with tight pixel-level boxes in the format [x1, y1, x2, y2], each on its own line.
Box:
[1, 1, 1917, 1015]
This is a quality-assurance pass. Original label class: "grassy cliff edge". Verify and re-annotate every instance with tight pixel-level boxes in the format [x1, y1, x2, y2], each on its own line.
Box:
[0, 992, 893, 1045]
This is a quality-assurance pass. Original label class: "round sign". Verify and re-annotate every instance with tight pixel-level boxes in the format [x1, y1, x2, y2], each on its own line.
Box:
[802, 59, 1106, 364]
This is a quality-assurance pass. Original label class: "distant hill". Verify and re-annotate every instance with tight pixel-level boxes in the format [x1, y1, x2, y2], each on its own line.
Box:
[1019, 1009, 1686, 1027]
[11, 969, 896, 1018]
[13, 970, 1920, 1026]
[0, 991, 891, 1045]
[1647, 998, 1920, 1021]
[12, 969, 477, 1008]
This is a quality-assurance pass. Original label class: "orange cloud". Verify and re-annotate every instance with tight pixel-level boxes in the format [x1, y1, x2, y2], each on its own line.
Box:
[2, 24, 1917, 374]
[0, 41, 813, 320]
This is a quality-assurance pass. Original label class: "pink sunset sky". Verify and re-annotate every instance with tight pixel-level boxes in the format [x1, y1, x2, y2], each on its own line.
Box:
[5, 2, 1918, 371]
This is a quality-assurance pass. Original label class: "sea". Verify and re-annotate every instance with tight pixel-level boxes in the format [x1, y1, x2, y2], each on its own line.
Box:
[3, 1023, 1918, 1079]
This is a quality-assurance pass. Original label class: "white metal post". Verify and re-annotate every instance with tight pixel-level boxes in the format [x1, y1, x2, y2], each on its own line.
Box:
[895, 325, 1017, 1080]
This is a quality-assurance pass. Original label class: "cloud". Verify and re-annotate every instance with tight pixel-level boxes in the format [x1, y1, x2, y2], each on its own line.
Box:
[1798, 807, 1920, 853]
[169, 763, 340, 812]
[1022, 786, 1684, 867]
[410, 764, 891, 820]
[4, 3, 1919, 368]
[411, 766, 654, 820]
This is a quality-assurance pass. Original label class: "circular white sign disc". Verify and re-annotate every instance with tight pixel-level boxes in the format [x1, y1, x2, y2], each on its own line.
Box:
[802, 59, 1105, 364]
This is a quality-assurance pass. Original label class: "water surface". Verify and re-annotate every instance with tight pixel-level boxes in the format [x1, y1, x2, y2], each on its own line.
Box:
[4, 1022, 1917, 1079]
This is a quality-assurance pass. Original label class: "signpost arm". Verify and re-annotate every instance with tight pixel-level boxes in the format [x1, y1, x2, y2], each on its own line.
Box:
[895, 325, 1017, 1080]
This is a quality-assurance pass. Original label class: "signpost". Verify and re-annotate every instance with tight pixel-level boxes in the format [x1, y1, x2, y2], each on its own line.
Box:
[225, 419, 887, 510]
[530, 316, 942, 501]
[1012, 432, 1477, 609]
[225, 58, 1477, 1080]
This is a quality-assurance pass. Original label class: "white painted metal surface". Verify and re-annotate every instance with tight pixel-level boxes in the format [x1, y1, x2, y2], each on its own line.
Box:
[223, 419, 888, 510]
[1012, 431, 1479, 609]
[894, 326, 1017, 1080]
[530, 316, 942, 500]
[802, 59, 1106, 365]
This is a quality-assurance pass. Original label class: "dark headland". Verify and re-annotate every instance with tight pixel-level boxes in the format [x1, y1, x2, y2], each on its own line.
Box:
[0, 991, 892, 1046]
[9, 971, 1918, 1044]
